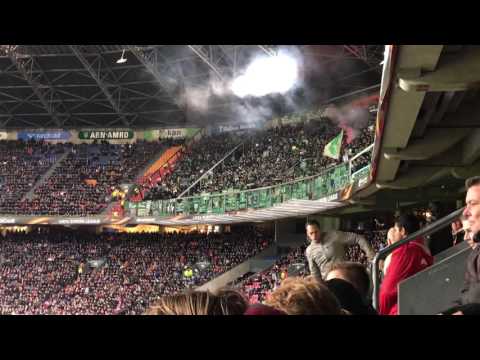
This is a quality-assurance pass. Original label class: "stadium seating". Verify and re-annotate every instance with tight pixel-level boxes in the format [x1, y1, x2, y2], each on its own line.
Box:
[235, 229, 387, 304]
[0, 140, 69, 213]
[2, 140, 166, 216]
[144, 118, 375, 202]
[0, 227, 272, 315]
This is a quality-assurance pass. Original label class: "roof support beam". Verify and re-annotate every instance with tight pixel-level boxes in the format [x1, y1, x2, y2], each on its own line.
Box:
[8, 54, 70, 127]
[126, 45, 183, 109]
[187, 45, 225, 80]
[69, 45, 130, 127]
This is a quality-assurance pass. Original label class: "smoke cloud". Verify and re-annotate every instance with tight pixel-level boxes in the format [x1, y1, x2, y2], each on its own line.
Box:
[324, 104, 370, 143]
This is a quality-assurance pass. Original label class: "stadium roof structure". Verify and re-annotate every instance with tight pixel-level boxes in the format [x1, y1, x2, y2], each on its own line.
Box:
[0, 45, 383, 129]
[344, 45, 480, 213]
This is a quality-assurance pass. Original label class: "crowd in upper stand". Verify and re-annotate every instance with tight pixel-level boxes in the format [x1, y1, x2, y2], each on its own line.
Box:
[0, 226, 272, 315]
[0, 140, 67, 213]
[0, 140, 165, 216]
[144, 117, 375, 201]
[0, 108, 375, 216]
[143, 133, 242, 200]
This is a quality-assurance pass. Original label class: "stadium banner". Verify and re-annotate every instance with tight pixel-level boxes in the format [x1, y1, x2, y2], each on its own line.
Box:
[55, 218, 102, 225]
[79, 130, 134, 140]
[143, 130, 160, 141]
[0, 132, 7, 140]
[17, 130, 71, 141]
[0, 217, 16, 225]
[158, 128, 200, 139]
[217, 123, 258, 133]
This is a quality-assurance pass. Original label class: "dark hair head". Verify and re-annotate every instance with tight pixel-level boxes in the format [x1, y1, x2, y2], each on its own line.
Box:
[328, 262, 371, 300]
[214, 288, 249, 315]
[305, 219, 320, 230]
[466, 176, 480, 190]
[326, 278, 372, 315]
[394, 213, 420, 236]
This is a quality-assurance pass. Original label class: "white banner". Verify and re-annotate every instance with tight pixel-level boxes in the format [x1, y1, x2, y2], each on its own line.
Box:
[0, 132, 8, 140]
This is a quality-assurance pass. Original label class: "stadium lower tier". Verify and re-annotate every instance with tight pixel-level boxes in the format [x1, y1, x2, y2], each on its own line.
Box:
[0, 228, 272, 315]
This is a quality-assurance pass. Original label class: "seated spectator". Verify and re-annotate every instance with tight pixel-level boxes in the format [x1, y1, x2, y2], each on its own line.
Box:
[146, 288, 247, 315]
[454, 177, 480, 306]
[379, 213, 433, 315]
[452, 216, 476, 250]
[265, 276, 345, 315]
[146, 291, 223, 315]
[213, 288, 249, 315]
[325, 261, 374, 309]
[382, 227, 396, 276]
[325, 278, 376, 315]
[0, 226, 272, 315]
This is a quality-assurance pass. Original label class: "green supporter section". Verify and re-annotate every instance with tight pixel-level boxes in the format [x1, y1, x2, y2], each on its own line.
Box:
[124, 161, 363, 218]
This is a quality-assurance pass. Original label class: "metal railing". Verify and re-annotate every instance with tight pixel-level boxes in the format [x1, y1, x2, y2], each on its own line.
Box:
[125, 143, 375, 217]
[136, 128, 205, 186]
[176, 141, 244, 199]
[372, 206, 465, 310]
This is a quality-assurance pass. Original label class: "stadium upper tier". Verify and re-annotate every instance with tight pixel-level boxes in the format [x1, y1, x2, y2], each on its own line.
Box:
[0, 140, 166, 215]
[142, 119, 374, 201]
[0, 96, 377, 217]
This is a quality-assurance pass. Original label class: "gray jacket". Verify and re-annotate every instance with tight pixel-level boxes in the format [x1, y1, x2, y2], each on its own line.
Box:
[305, 231, 375, 279]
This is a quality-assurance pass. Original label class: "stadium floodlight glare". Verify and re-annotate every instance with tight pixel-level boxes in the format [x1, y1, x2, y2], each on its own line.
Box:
[116, 49, 127, 64]
[231, 51, 299, 98]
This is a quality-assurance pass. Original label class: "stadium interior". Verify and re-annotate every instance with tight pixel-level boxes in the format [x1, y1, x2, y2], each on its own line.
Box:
[0, 45, 478, 315]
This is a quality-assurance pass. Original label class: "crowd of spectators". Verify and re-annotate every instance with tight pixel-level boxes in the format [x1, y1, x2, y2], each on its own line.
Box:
[144, 117, 376, 202]
[143, 133, 241, 200]
[346, 229, 388, 266]
[2, 140, 166, 216]
[235, 229, 387, 304]
[0, 226, 272, 315]
[233, 244, 308, 304]
[0, 140, 68, 213]
[0, 110, 375, 216]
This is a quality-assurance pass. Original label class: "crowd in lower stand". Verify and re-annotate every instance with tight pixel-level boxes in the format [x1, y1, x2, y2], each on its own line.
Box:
[233, 245, 309, 304]
[0, 227, 272, 315]
[234, 229, 387, 304]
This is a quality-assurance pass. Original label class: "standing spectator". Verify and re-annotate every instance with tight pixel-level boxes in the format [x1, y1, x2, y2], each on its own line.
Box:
[379, 214, 433, 315]
[305, 219, 375, 280]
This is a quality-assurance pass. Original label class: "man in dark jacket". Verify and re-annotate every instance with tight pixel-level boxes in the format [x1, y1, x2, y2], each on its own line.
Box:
[458, 176, 480, 305]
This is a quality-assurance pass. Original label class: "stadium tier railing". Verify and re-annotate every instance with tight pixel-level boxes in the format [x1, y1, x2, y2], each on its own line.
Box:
[124, 144, 374, 218]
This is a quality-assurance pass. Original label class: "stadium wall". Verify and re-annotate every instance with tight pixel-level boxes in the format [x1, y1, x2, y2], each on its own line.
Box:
[196, 244, 277, 292]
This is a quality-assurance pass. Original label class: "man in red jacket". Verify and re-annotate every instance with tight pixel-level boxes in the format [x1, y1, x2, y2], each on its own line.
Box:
[379, 213, 433, 315]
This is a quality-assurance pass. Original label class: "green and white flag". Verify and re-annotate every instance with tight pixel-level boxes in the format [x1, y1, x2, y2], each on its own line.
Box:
[323, 131, 343, 160]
